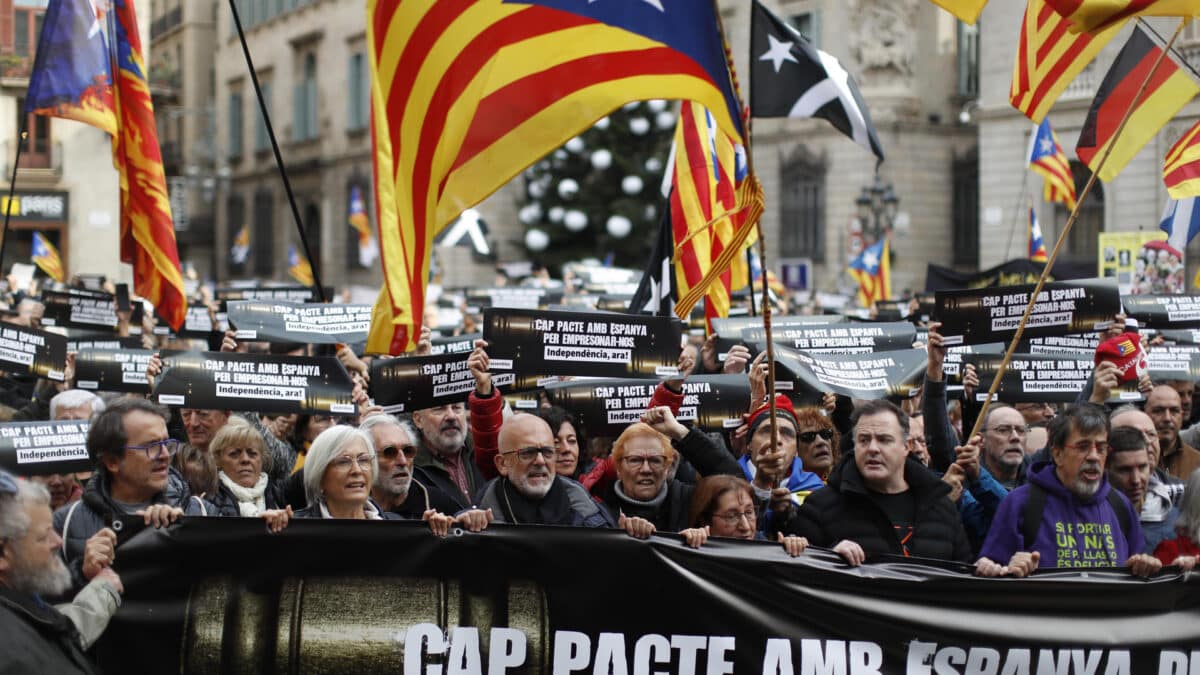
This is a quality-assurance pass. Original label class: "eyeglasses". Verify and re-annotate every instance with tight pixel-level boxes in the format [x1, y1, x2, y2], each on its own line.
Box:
[987, 424, 1029, 437]
[380, 444, 418, 461]
[501, 446, 555, 463]
[1066, 440, 1108, 455]
[330, 453, 376, 472]
[798, 429, 834, 443]
[622, 455, 667, 469]
[223, 447, 261, 461]
[125, 438, 182, 460]
[713, 509, 756, 526]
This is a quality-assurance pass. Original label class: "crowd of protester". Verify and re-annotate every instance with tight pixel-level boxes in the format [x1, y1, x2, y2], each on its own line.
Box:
[1, 277, 1199, 672]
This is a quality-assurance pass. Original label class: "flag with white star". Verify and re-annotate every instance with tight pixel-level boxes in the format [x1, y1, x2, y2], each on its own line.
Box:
[748, 0, 884, 162]
[847, 238, 890, 308]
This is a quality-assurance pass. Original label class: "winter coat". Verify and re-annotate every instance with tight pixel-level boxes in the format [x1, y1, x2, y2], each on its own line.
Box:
[206, 474, 288, 517]
[0, 586, 99, 675]
[478, 476, 615, 528]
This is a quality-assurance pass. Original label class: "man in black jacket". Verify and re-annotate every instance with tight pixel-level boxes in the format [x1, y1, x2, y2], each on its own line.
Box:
[412, 402, 484, 510]
[782, 400, 975, 566]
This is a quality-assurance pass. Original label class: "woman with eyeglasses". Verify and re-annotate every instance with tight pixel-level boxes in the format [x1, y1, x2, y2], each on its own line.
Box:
[207, 417, 288, 518]
[678, 476, 808, 556]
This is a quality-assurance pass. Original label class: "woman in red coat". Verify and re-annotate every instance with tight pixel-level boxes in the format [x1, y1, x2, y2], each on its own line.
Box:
[1153, 468, 1200, 570]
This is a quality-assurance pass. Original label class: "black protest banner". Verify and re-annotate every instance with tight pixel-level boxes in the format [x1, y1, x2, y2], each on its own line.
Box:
[965, 353, 1142, 404]
[0, 419, 90, 477]
[1147, 345, 1200, 382]
[95, 519, 1200, 675]
[1122, 294, 1200, 329]
[430, 332, 480, 355]
[741, 321, 915, 355]
[152, 352, 354, 415]
[773, 345, 927, 401]
[41, 289, 118, 331]
[65, 334, 142, 353]
[710, 314, 841, 359]
[370, 352, 516, 414]
[215, 285, 333, 303]
[227, 301, 371, 345]
[944, 343, 1005, 388]
[1019, 333, 1100, 355]
[74, 348, 158, 394]
[483, 308, 681, 379]
[544, 375, 751, 434]
[465, 287, 564, 311]
[1158, 328, 1200, 345]
[934, 278, 1119, 347]
[0, 323, 66, 381]
[155, 306, 229, 340]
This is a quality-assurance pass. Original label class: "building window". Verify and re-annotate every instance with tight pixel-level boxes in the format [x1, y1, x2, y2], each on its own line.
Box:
[253, 190, 274, 276]
[789, 11, 819, 47]
[13, 6, 44, 57]
[293, 53, 318, 141]
[779, 146, 825, 260]
[15, 97, 50, 169]
[347, 52, 368, 132]
[952, 147, 979, 266]
[957, 21, 980, 98]
[227, 90, 243, 160]
[254, 82, 272, 152]
[1054, 162, 1104, 263]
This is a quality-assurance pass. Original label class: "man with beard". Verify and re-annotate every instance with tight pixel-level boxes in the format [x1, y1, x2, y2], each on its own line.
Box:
[476, 414, 614, 527]
[978, 406, 1032, 491]
[412, 402, 482, 510]
[978, 404, 1161, 576]
[1146, 385, 1200, 480]
[0, 472, 124, 673]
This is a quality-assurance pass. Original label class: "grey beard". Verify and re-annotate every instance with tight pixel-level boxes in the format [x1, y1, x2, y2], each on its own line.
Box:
[374, 476, 411, 498]
[9, 554, 72, 598]
[511, 472, 554, 500]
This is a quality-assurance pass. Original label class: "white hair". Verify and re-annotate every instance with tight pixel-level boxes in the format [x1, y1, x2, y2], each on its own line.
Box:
[50, 389, 106, 420]
[0, 479, 49, 543]
[302, 425, 377, 505]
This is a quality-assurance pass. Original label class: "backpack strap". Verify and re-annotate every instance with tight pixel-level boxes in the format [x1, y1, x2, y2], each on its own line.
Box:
[60, 499, 82, 562]
[1105, 489, 1133, 547]
[1022, 483, 1047, 551]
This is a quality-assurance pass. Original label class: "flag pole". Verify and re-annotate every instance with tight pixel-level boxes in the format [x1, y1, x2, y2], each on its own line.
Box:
[965, 17, 1191, 444]
[747, 247, 757, 316]
[1003, 169, 1031, 260]
[0, 123, 27, 278]
[227, 0, 327, 303]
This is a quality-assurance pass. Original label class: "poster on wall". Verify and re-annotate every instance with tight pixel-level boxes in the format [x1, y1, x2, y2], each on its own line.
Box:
[1097, 231, 1180, 295]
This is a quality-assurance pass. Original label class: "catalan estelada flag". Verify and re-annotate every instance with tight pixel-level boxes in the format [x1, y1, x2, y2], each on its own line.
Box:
[288, 245, 314, 287]
[1164, 119, 1200, 199]
[1010, 0, 1120, 124]
[1076, 26, 1200, 183]
[848, 239, 890, 308]
[366, 0, 748, 354]
[927, 0, 989, 24]
[670, 101, 759, 331]
[1028, 118, 1077, 210]
[230, 224, 250, 265]
[1029, 207, 1048, 262]
[348, 185, 377, 268]
[111, 0, 187, 330]
[23, 0, 116, 136]
[1044, 0, 1198, 33]
[31, 232, 65, 283]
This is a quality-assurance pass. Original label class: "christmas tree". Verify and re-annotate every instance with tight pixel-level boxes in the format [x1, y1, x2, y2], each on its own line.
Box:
[518, 100, 675, 271]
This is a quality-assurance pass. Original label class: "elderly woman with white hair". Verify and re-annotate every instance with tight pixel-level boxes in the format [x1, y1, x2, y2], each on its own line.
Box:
[292, 425, 456, 534]
[1153, 468, 1200, 571]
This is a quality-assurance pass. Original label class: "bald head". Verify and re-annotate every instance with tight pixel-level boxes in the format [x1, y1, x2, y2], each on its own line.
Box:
[1110, 408, 1160, 468]
[498, 413, 554, 454]
[496, 413, 556, 498]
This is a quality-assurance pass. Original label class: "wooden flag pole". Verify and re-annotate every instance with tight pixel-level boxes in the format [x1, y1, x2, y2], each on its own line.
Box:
[965, 17, 1191, 443]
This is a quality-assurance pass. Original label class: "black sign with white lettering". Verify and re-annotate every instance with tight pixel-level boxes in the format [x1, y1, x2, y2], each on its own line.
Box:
[64, 334, 143, 353]
[0, 323, 66, 380]
[1122, 294, 1200, 329]
[1147, 344, 1200, 382]
[741, 321, 916, 355]
[772, 346, 927, 402]
[544, 375, 751, 434]
[1018, 333, 1101, 355]
[944, 343, 1005, 388]
[429, 333, 480, 356]
[0, 419, 90, 476]
[74, 348, 158, 394]
[152, 352, 354, 415]
[369, 351, 516, 414]
[41, 289, 119, 331]
[709, 315, 842, 360]
[215, 286, 333, 303]
[227, 301, 372, 345]
[934, 279, 1120, 347]
[965, 353, 1142, 404]
[483, 308, 681, 379]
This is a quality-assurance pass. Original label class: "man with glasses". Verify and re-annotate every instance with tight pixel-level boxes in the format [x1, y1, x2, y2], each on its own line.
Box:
[978, 405, 1033, 491]
[978, 404, 1162, 577]
[477, 413, 614, 527]
[1145, 385, 1200, 480]
[53, 398, 210, 592]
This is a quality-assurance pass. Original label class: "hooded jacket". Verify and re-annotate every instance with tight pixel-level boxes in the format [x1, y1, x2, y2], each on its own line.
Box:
[979, 462, 1144, 568]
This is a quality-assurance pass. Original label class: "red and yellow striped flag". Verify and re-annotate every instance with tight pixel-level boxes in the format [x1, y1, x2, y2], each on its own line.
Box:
[1164, 119, 1200, 199]
[669, 102, 758, 331]
[927, 0, 989, 24]
[1010, 0, 1120, 123]
[1045, 0, 1198, 33]
[113, 0, 187, 330]
[366, 0, 748, 354]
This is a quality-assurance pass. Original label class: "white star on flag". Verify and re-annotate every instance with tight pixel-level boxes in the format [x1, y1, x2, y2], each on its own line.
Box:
[862, 251, 879, 269]
[1039, 138, 1054, 155]
[588, 0, 665, 11]
[759, 33, 798, 73]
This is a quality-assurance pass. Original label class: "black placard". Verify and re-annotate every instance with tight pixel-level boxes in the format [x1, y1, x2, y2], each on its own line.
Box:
[152, 352, 355, 415]
[157, 306, 229, 340]
[709, 314, 841, 359]
[1018, 333, 1101, 355]
[741, 321, 916, 355]
[227, 301, 371, 345]
[65, 334, 143, 353]
[75, 348, 158, 394]
[1122, 294, 1200, 329]
[41, 289, 119, 331]
[772, 345, 927, 401]
[934, 279, 1120, 347]
[544, 374, 751, 434]
[944, 343, 1005, 388]
[369, 351, 516, 414]
[429, 333, 480, 356]
[483, 308, 681, 379]
[1158, 328, 1200, 345]
[0, 323, 66, 380]
[216, 285, 333, 303]
[0, 419, 91, 476]
[965, 353, 1143, 404]
[1147, 344, 1200, 382]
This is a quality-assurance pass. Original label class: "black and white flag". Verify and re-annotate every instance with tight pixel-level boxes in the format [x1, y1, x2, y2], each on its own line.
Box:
[627, 197, 675, 316]
[749, 0, 885, 162]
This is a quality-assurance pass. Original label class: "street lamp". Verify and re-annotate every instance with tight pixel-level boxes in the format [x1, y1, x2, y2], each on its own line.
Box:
[855, 174, 900, 241]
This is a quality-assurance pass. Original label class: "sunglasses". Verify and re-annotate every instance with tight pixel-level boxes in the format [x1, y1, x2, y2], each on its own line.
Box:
[380, 444, 418, 461]
[798, 429, 834, 443]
